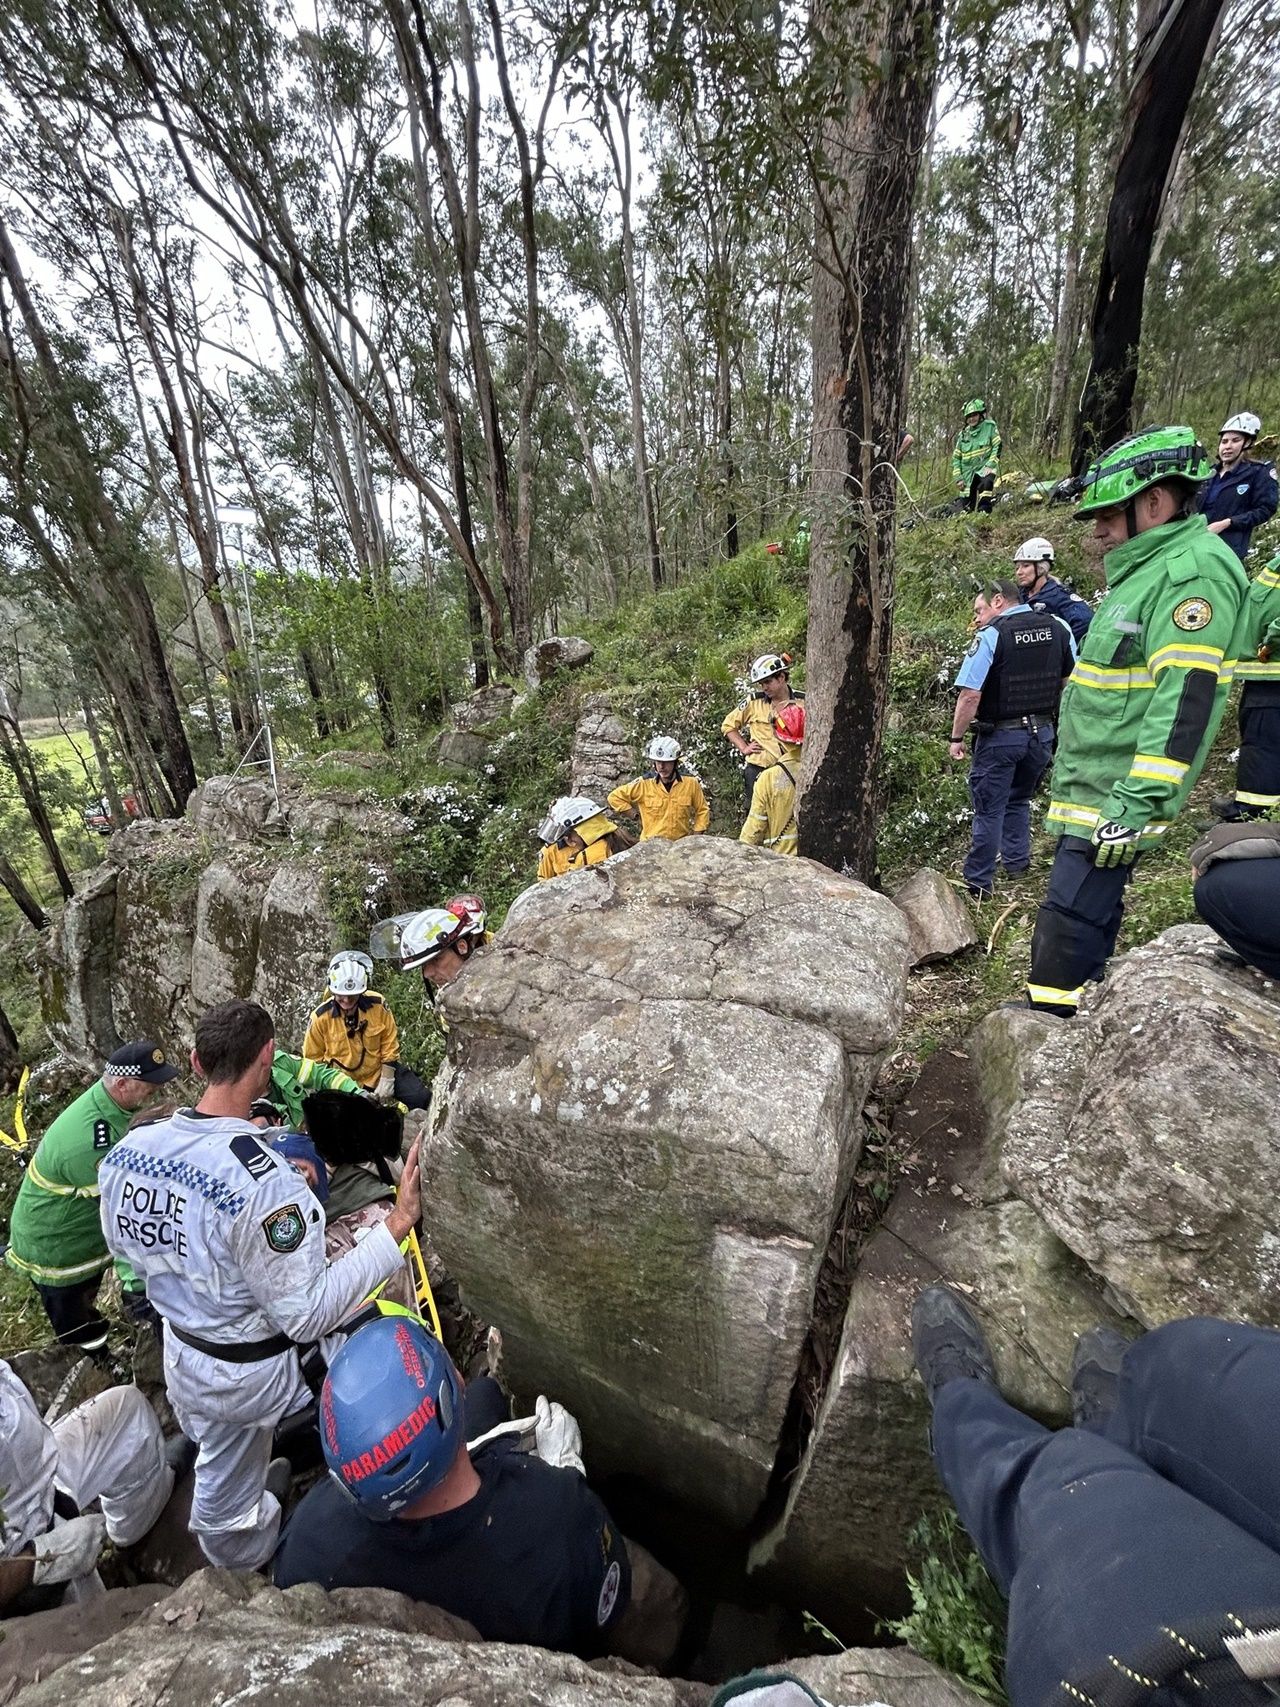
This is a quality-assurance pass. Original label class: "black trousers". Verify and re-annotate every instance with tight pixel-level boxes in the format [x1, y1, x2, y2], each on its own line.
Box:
[1027, 836, 1138, 1014]
[742, 761, 768, 815]
[463, 1374, 510, 1439]
[966, 472, 996, 514]
[1195, 858, 1280, 978]
[932, 1319, 1280, 1705]
[35, 1274, 110, 1354]
[1231, 689, 1280, 815]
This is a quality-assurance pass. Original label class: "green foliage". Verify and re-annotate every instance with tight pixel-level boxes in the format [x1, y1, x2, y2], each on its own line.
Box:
[883, 1510, 1009, 1704]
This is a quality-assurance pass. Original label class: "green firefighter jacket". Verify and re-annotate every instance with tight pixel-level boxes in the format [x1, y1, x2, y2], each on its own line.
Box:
[1047, 514, 1249, 847]
[951, 418, 1001, 489]
[5, 1080, 131, 1287]
[270, 1048, 362, 1129]
[1234, 553, 1280, 684]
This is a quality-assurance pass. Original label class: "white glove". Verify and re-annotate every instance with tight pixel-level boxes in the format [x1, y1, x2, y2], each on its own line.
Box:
[534, 1395, 585, 1475]
[30, 1514, 107, 1586]
[375, 1064, 396, 1101]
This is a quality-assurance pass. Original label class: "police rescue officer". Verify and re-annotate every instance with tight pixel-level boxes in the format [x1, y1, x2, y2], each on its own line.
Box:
[1026, 426, 1249, 1015]
[949, 580, 1075, 900]
[5, 1040, 179, 1354]
[100, 999, 422, 1572]
[1198, 411, 1278, 561]
[1012, 537, 1093, 642]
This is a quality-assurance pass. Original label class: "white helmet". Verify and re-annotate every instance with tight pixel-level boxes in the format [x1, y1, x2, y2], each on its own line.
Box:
[748, 652, 790, 685]
[1221, 412, 1261, 440]
[399, 908, 468, 970]
[327, 950, 372, 996]
[1013, 536, 1055, 565]
[536, 795, 601, 844]
[646, 736, 680, 763]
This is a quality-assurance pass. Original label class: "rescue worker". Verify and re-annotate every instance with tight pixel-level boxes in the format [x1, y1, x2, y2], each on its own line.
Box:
[607, 737, 710, 841]
[276, 1315, 685, 1669]
[536, 797, 628, 881]
[5, 1040, 180, 1354]
[950, 398, 1001, 514]
[1214, 549, 1280, 819]
[250, 1046, 362, 1130]
[912, 1285, 1280, 1706]
[371, 895, 490, 993]
[1198, 411, 1278, 560]
[0, 1359, 174, 1611]
[1191, 820, 1280, 979]
[1012, 536, 1093, 642]
[739, 702, 804, 856]
[98, 998, 422, 1571]
[721, 652, 803, 813]
[302, 951, 429, 1110]
[1025, 426, 1249, 1015]
[949, 579, 1075, 900]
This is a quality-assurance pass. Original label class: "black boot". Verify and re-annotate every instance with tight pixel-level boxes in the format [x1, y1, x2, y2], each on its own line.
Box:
[911, 1285, 998, 1409]
[1070, 1326, 1132, 1431]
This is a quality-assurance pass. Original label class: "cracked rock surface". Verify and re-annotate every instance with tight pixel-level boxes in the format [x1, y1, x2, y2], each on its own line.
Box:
[424, 837, 911, 1529]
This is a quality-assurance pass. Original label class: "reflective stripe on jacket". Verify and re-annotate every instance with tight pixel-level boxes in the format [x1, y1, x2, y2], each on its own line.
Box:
[951, 418, 1001, 486]
[1046, 516, 1248, 845]
[607, 772, 709, 840]
[5, 1079, 129, 1287]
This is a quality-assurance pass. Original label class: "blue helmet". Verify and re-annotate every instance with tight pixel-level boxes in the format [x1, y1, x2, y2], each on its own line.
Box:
[321, 1316, 464, 1520]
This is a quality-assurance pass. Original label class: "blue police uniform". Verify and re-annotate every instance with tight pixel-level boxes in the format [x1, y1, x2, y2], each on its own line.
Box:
[274, 1375, 632, 1659]
[1020, 574, 1093, 642]
[1198, 459, 1278, 560]
[954, 609, 1076, 898]
[931, 1319, 1280, 1706]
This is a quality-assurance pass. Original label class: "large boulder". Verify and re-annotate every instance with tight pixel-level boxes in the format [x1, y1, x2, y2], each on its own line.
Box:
[437, 728, 492, 771]
[524, 633, 595, 688]
[572, 691, 634, 798]
[892, 870, 978, 967]
[110, 829, 200, 1048]
[995, 923, 1280, 1326]
[425, 838, 911, 1529]
[452, 682, 516, 732]
[9, 1570, 984, 1707]
[751, 1044, 1123, 1622]
[190, 854, 273, 1011]
[250, 863, 335, 1044]
[39, 862, 120, 1064]
[186, 774, 286, 842]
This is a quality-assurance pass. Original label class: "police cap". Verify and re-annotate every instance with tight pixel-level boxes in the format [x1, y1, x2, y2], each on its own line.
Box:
[105, 1039, 181, 1084]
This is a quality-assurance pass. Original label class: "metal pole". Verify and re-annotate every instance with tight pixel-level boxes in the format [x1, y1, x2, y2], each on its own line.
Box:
[234, 521, 281, 814]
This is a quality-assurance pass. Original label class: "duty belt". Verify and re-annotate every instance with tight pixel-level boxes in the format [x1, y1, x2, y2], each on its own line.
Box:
[979, 714, 1054, 732]
[168, 1322, 296, 1362]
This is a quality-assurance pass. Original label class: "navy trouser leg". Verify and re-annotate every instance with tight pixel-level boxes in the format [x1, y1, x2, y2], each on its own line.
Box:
[1235, 692, 1280, 815]
[931, 1379, 1280, 1707]
[463, 1373, 510, 1439]
[1000, 728, 1053, 874]
[964, 731, 1023, 896]
[1195, 861, 1280, 977]
[1027, 836, 1136, 1013]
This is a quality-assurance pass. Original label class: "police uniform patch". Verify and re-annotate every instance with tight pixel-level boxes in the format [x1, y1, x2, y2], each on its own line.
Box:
[92, 1118, 113, 1151]
[1173, 597, 1213, 631]
[231, 1133, 277, 1181]
[965, 637, 980, 657]
[263, 1203, 306, 1253]
[596, 1558, 621, 1627]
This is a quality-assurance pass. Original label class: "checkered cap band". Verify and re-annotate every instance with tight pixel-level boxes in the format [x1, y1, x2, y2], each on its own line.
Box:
[104, 1063, 143, 1077]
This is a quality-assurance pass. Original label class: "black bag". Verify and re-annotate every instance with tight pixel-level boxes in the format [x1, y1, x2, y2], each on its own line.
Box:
[302, 1089, 403, 1183]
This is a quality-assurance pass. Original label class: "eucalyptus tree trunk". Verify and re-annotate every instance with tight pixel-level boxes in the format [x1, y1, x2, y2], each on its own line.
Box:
[797, 0, 942, 879]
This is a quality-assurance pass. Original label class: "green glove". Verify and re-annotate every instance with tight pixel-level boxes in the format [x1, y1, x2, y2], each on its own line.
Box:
[1091, 821, 1142, 867]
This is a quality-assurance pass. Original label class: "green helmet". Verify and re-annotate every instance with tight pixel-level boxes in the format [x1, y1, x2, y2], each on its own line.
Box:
[1075, 426, 1213, 518]
[962, 397, 985, 417]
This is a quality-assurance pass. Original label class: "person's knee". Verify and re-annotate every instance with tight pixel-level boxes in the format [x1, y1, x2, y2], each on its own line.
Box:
[1119, 1318, 1242, 1406]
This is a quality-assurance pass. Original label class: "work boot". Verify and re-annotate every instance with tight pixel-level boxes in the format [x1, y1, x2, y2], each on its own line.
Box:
[1211, 795, 1242, 821]
[911, 1285, 998, 1409]
[1070, 1326, 1131, 1431]
[265, 1456, 293, 1511]
[163, 1432, 197, 1480]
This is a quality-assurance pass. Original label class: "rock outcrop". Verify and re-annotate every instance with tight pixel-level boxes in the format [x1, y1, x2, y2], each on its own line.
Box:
[8, 1570, 984, 1707]
[438, 683, 517, 772]
[524, 633, 595, 688]
[992, 922, 1280, 1326]
[425, 837, 912, 1530]
[37, 776, 413, 1063]
[572, 691, 634, 798]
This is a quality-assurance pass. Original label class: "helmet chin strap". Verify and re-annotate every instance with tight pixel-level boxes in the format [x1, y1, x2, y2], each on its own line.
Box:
[1123, 498, 1139, 540]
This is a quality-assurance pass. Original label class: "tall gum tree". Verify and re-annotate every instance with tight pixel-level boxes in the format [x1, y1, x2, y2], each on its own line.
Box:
[797, 0, 942, 879]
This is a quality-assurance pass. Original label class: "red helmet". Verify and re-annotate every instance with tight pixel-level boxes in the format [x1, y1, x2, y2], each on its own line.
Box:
[444, 894, 487, 937]
[773, 703, 805, 746]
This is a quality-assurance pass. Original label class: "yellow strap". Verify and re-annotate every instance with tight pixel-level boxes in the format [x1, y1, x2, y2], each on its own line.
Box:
[0, 1065, 28, 1154]
[1026, 982, 1083, 1008]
